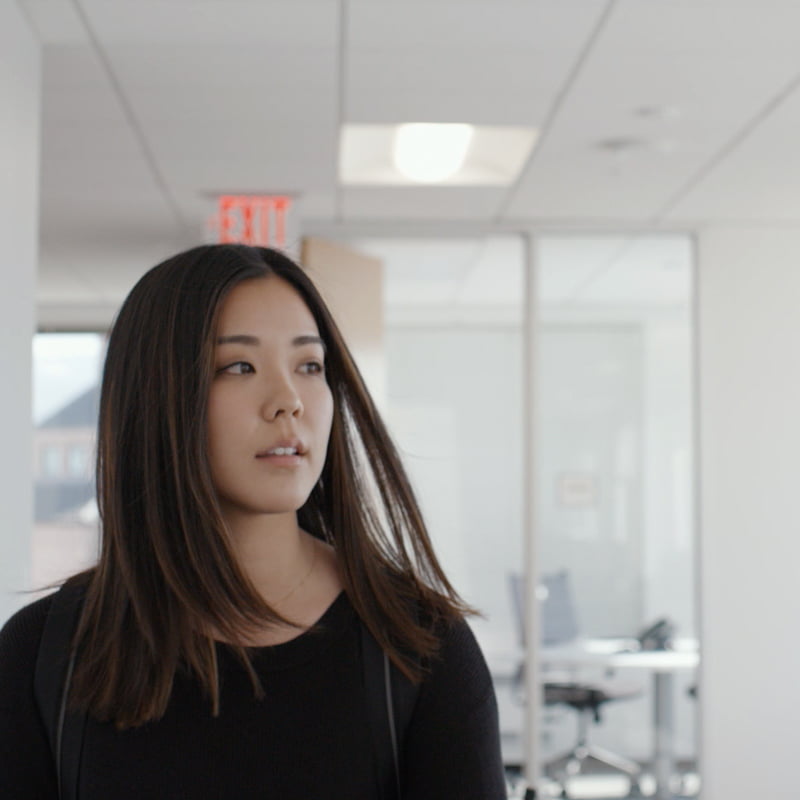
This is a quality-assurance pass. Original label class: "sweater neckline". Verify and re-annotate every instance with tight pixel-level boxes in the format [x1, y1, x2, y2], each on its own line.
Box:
[217, 590, 354, 671]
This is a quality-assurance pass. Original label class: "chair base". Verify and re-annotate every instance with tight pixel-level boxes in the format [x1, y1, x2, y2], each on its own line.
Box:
[546, 743, 642, 798]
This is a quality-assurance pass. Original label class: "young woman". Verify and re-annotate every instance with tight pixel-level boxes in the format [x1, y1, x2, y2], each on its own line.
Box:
[0, 244, 506, 799]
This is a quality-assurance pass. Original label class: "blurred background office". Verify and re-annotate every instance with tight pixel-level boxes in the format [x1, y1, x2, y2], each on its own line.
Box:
[3, 2, 800, 799]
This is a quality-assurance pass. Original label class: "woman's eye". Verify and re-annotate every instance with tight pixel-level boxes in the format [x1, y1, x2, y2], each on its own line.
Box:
[300, 360, 324, 375]
[217, 361, 254, 375]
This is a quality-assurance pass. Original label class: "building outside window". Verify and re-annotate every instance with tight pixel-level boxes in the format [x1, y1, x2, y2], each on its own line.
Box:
[32, 334, 105, 590]
[39, 445, 63, 479]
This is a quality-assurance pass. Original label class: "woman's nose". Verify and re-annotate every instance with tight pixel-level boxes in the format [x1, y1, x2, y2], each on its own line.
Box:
[261, 377, 303, 420]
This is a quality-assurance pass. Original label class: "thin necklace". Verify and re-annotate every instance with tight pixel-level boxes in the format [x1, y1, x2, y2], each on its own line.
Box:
[271, 537, 318, 608]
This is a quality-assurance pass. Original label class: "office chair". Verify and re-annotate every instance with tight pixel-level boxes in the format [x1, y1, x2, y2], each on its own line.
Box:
[543, 679, 642, 795]
[509, 571, 643, 798]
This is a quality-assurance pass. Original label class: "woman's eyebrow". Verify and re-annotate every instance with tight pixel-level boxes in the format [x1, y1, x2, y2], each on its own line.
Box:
[216, 334, 259, 346]
[293, 334, 326, 351]
[215, 333, 325, 350]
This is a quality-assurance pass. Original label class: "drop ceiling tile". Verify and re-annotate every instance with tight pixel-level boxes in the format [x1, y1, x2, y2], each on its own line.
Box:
[347, 1, 607, 124]
[162, 147, 338, 194]
[43, 45, 108, 88]
[121, 83, 337, 126]
[342, 186, 507, 220]
[348, 0, 606, 51]
[19, 0, 88, 45]
[504, 2, 800, 220]
[346, 52, 556, 125]
[106, 44, 335, 93]
[79, 0, 338, 46]
[666, 83, 800, 222]
[603, 0, 800, 57]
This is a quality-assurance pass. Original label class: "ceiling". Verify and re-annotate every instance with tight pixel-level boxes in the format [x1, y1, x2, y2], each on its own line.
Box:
[18, 0, 800, 323]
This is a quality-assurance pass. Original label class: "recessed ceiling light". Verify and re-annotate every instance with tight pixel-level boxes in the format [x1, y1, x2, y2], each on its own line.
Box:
[340, 124, 538, 186]
[393, 123, 474, 183]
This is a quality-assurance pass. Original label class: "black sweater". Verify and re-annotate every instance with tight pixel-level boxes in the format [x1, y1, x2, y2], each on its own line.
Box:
[0, 591, 506, 799]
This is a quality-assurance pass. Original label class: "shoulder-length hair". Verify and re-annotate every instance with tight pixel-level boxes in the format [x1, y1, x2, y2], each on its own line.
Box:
[69, 244, 471, 728]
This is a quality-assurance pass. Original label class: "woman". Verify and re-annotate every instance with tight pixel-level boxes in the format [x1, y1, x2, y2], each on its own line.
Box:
[0, 244, 506, 799]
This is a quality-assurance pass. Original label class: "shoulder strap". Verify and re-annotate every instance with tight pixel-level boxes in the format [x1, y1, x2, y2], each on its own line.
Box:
[34, 581, 89, 800]
[360, 622, 419, 800]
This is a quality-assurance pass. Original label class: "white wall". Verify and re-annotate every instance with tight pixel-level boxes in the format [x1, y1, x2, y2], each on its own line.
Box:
[698, 226, 800, 799]
[0, 4, 40, 623]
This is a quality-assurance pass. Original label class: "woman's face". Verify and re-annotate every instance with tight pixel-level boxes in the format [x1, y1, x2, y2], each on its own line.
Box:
[207, 276, 334, 522]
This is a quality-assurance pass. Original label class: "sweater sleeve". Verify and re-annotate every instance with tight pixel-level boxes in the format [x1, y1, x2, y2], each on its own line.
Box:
[402, 618, 507, 800]
[0, 595, 59, 799]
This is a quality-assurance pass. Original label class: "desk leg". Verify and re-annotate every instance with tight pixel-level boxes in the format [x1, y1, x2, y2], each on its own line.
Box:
[652, 670, 674, 800]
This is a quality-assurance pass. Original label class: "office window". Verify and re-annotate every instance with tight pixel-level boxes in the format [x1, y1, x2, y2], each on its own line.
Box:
[32, 333, 105, 590]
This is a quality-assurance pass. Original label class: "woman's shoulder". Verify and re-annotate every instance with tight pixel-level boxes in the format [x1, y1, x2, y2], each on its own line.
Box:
[0, 593, 62, 798]
[0, 593, 58, 708]
[418, 613, 495, 707]
[431, 614, 488, 670]
[0, 592, 55, 662]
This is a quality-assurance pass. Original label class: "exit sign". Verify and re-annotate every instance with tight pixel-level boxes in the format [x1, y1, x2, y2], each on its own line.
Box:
[215, 195, 292, 248]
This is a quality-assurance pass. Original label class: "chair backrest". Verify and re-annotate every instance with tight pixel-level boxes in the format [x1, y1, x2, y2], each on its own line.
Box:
[508, 570, 580, 647]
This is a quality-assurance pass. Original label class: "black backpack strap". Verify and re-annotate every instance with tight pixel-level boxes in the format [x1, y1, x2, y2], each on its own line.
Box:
[360, 622, 419, 800]
[34, 580, 89, 800]
[389, 650, 418, 758]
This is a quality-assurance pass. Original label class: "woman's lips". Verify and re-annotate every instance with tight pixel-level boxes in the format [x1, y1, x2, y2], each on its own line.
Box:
[255, 441, 305, 466]
[255, 439, 305, 458]
[255, 451, 303, 466]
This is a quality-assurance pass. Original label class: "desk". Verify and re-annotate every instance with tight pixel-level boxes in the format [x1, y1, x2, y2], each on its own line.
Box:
[541, 639, 699, 800]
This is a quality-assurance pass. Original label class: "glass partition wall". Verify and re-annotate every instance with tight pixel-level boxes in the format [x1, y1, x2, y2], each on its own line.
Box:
[359, 232, 697, 799]
[535, 235, 697, 799]
[352, 235, 528, 769]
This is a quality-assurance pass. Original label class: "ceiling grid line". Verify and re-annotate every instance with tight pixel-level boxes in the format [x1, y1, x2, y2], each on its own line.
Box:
[654, 69, 800, 224]
[493, 0, 618, 223]
[69, 0, 190, 233]
[15, 0, 42, 44]
[334, 0, 349, 223]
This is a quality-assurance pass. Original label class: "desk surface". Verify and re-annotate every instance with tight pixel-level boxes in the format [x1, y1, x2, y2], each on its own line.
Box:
[541, 637, 699, 671]
[482, 637, 699, 680]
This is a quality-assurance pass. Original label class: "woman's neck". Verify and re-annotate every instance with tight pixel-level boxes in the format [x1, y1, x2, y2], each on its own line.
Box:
[219, 509, 343, 645]
[224, 510, 315, 607]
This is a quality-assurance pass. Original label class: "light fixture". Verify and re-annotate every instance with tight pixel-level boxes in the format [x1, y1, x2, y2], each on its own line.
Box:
[392, 123, 474, 183]
[339, 124, 538, 186]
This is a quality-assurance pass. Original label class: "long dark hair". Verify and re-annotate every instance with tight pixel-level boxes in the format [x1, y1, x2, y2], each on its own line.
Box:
[69, 244, 472, 728]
